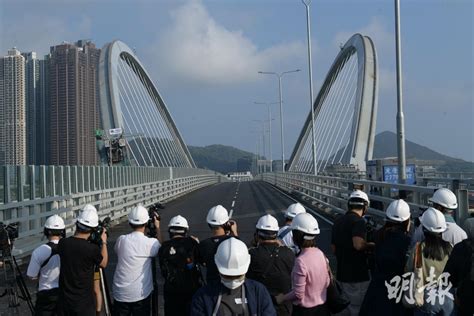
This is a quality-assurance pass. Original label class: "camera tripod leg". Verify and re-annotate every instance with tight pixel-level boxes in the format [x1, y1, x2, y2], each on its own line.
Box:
[13, 256, 34, 314]
[99, 268, 111, 316]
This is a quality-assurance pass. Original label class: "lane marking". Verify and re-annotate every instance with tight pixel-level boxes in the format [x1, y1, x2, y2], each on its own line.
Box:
[269, 185, 334, 226]
[229, 209, 234, 218]
[231, 201, 235, 207]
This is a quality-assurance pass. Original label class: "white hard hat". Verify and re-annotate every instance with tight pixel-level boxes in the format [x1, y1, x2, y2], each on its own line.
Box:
[214, 237, 250, 276]
[429, 188, 458, 210]
[285, 203, 306, 219]
[77, 207, 99, 228]
[82, 204, 97, 213]
[128, 205, 149, 225]
[386, 199, 411, 222]
[206, 205, 229, 226]
[44, 215, 65, 230]
[168, 215, 189, 229]
[349, 190, 370, 204]
[291, 213, 320, 236]
[256, 214, 279, 232]
[420, 207, 447, 233]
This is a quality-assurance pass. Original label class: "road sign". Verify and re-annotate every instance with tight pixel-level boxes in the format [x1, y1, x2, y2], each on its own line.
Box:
[109, 128, 123, 136]
[383, 164, 416, 185]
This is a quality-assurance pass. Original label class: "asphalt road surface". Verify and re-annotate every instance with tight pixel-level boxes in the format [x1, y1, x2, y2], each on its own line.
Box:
[1, 181, 336, 316]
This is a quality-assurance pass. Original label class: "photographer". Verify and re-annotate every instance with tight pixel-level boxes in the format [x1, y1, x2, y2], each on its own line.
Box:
[27, 215, 65, 316]
[331, 190, 374, 316]
[58, 204, 108, 316]
[198, 205, 238, 284]
[158, 215, 201, 315]
[112, 205, 161, 316]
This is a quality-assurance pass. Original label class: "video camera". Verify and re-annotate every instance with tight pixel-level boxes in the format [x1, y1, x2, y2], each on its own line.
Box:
[0, 222, 19, 256]
[146, 202, 164, 238]
[89, 217, 111, 246]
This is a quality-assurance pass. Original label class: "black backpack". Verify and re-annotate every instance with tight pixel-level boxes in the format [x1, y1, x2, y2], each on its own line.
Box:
[159, 238, 202, 294]
[40, 242, 59, 269]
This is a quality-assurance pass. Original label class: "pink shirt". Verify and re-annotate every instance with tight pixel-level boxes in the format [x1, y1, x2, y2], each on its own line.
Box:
[283, 247, 329, 308]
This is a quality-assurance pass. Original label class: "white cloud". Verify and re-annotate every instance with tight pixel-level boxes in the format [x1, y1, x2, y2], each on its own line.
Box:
[153, 0, 306, 85]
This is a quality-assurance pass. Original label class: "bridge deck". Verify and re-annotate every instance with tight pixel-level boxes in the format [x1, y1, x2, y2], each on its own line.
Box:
[1, 181, 336, 315]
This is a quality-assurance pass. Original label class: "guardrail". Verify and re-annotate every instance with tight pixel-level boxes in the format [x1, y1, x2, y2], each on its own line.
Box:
[0, 165, 222, 257]
[261, 172, 471, 223]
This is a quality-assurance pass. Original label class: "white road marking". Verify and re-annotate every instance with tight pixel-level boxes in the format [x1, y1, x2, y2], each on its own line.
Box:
[231, 201, 235, 207]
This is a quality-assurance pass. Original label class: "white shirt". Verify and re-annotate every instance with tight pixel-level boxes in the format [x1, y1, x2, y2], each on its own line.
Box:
[278, 225, 298, 254]
[26, 239, 60, 291]
[112, 231, 160, 302]
[411, 222, 467, 247]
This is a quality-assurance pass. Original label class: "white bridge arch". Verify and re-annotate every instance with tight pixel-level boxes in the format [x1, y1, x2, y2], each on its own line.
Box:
[99, 41, 195, 168]
[288, 33, 378, 173]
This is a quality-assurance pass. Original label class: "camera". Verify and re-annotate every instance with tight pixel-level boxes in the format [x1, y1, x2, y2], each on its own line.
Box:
[0, 222, 19, 255]
[146, 202, 164, 238]
[89, 217, 111, 246]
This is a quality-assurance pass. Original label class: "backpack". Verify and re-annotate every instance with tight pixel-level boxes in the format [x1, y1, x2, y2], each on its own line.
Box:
[40, 242, 59, 270]
[159, 238, 202, 294]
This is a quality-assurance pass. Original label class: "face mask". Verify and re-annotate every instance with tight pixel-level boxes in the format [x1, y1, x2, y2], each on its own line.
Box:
[221, 276, 245, 290]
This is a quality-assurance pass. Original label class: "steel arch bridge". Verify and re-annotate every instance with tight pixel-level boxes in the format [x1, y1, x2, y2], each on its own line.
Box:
[288, 33, 378, 174]
[99, 40, 195, 168]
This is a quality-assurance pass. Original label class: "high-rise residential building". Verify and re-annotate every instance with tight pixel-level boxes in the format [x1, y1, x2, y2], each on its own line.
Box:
[0, 48, 26, 165]
[22, 52, 41, 165]
[38, 55, 51, 165]
[49, 40, 101, 165]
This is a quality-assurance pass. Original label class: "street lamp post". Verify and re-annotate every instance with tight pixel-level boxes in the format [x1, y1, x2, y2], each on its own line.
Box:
[255, 101, 279, 172]
[253, 119, 267, 173]
[394, 0, 406, 183]
[301, 0, 318, 175]
[259, 69, 300, 172]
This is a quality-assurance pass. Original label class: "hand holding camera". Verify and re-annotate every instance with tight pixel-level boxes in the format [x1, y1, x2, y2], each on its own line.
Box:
[225, 220, 238, 236]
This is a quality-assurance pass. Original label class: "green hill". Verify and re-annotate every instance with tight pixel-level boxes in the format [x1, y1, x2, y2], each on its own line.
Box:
[188, 145, 254, 174]
[373, 131, 473, 172]
[188, 131, 473, 173]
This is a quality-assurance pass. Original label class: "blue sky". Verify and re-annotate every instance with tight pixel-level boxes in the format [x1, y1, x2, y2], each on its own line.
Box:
[1, 0, 473, 161]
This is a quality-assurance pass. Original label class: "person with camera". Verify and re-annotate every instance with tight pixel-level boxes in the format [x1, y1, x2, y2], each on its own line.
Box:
[248, 214, 295, 315]
[191, 237, 275, 315]
[359, 199, 412, 316]
[57, 204, 108, 316]
[198, 205, 238, 284]
[278, 203, 306, 254]
[112, 205, 161, 316]
[27, 214, 65, 316]
[158, 215, 202, 315]
[331, 190, 374, 316]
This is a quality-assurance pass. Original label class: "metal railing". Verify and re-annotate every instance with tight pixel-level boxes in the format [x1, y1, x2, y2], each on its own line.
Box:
[1, 165, 222, 257]
[261, 172, 471, 223]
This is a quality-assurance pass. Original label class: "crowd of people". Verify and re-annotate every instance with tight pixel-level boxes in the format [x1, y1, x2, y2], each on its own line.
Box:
[25, 187, 474, 316]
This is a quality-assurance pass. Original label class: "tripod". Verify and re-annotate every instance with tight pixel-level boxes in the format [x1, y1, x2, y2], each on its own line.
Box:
[0, 248, 34, 315]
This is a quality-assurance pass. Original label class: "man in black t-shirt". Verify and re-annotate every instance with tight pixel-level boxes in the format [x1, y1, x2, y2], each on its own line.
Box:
[331, 190, 374, 316]
[58, 205, 108, 316]
[198, 205, 238, 284]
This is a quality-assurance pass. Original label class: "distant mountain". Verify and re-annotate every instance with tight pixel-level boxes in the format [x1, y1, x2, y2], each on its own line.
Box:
[188, 145, 254, 174]
[188, 131, 472, 173]
[373, 131, 473, 172]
